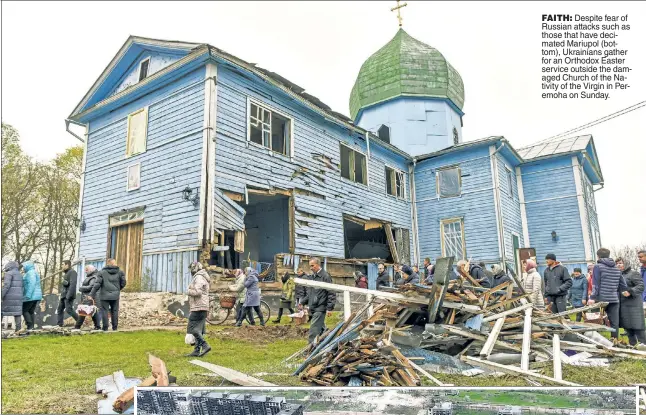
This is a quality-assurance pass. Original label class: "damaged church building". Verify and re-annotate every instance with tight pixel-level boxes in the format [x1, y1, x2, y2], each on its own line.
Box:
[65, 31, 604, 295]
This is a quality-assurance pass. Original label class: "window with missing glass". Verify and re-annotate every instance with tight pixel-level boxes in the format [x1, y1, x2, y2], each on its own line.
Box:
[385, 166, 405, 198]
[506, 167, 514, 199]
[441, 217, 466, 260]
[248, 100, 292, 156]
[340, 143, 367, 185]
[436, 166, 461, 198]
[138, 58, 150, 81]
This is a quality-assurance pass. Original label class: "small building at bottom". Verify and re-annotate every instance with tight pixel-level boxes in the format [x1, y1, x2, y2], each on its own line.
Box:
[136, 390, 304, 415]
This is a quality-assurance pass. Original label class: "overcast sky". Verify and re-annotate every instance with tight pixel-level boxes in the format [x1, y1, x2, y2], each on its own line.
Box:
[2, 1, 645, 248]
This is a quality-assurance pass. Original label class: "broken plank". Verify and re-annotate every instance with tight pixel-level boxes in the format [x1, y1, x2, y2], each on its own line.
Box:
[408, 360, 453, 387]
[521, 307, 532, 371]
[553, 334, 562, 381]
[461, 356, 581, 386]
[503, 302, 609, 329]
[113, 376, 156, 414]
[148, 354, 169, 387]
[189, 360, 276, 386]
[482, 302, 533, 323]
[480, 317, 505, 358]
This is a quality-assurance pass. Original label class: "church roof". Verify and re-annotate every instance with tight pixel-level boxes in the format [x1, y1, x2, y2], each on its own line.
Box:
[517, 135, 592, 160]
[349, 29, 465, 120]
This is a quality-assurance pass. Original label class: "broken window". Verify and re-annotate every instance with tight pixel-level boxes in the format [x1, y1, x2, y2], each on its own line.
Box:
[127, 163, 141, 191]
[378, 124, 390, 143]
[385, 166, 405, 198]
[138, 58, 150, 81]
[126, 108, 148, 157]
[436, 166, 461, 198]
[248, 101, 291, 156]
[506, 167, 514, 199]
[441, 217, 465, 260]
[339, 143, 367, 185]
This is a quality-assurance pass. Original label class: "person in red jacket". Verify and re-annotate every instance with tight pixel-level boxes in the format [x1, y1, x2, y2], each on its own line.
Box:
[354, 271, 368, 289]
[586, 264, 594, 298]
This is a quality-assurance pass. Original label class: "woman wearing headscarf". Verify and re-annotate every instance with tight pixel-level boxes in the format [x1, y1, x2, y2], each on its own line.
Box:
[2, 261, 24, 331]
[74, 265, 102, 330]
[228, 269, 246, 323]
[273, 272, 296, 323]
[521, 260, 544, 308]
[186, 261, 211, 357]
[235, 267, 265, 327]
[491, 264, 511, 288]
[21, 261, 43, 330]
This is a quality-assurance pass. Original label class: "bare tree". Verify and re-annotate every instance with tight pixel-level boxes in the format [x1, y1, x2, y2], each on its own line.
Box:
[610, 242, 646, 269]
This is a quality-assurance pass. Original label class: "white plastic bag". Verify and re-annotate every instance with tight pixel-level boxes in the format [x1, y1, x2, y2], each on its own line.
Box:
[185, 333, 196, 345]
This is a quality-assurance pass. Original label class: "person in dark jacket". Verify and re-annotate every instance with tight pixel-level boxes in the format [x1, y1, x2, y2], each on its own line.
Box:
[2, 261, 24, 331]
[457, 260, 491, 288]
[491, 264, 511, 288]
[274, 272, 296, 324]
[567, 268, 588, 322]
[89, 258, 126, 331]
[616, 258, 645, 345]
[542, 253, 573, 314]
[394, 265, 420, 287]
[74, 265, 101, 330]
[354, 271, 368, 289]
[376, 263, 390, 289]
[21, 261, 42, 330]
[301, 258, 336, 344]
[423, 258, 433, 280]
[56, 260, 79, 327]
[588, 248, 629, 341]
[639, 250, 646, 302]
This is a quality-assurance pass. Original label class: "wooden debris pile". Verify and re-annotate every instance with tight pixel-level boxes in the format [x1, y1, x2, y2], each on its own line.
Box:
[292, 257, 646, 387]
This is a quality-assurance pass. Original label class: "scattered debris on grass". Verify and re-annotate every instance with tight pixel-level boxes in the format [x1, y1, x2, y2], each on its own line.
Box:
[190, 360, 277, 386]
[214, 325, 309, 344]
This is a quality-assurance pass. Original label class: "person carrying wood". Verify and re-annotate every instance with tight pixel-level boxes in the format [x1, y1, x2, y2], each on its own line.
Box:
[185, 261, 211, 357]
[273, 272, 295, 323]
[300, 257, 335, 343]
[57, 260, 79, 327]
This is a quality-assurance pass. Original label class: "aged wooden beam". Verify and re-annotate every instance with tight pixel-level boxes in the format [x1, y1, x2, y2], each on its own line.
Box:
[480, 317, 505, 358]
[112, 376, 156, 413]
[383, 223, 400, 264]
[190, 360, 276, 386]
[483, 302, 533, 322]
[149, 354, 169, 386]
[521, 307, 533, 371]
[553, 334, 562, 381]
[503, 302, 609, 329]
[461, 356, 581, 386]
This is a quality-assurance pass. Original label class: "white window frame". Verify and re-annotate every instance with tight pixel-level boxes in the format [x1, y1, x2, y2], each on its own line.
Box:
[505, 167, 514, 199]
[584, 178, 596, 211]
[246, 97, 294, 158]
[440, 217, 466, 260]
[339, 142, 369, 186]
[435, 165, 462, 198]
[385, 165, 406, 199]
[125, 107, 148, 157]
[138, 57, 151, 82]
[126, 162, 141, 192]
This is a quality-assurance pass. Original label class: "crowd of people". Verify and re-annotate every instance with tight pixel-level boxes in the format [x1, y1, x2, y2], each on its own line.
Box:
[3, 248, 645, 351]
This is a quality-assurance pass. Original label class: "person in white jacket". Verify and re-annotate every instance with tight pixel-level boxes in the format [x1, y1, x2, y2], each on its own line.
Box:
[522, 259, 545, 308]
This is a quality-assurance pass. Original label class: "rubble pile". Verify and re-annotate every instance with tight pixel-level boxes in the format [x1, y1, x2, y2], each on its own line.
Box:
[294, 258, 646, 387]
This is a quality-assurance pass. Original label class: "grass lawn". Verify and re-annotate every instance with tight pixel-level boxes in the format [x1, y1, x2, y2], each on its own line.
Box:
[2, 311, 646, 414]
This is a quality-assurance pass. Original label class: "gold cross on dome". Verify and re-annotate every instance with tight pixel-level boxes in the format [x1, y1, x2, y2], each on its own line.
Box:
[391, 0, 408, 28]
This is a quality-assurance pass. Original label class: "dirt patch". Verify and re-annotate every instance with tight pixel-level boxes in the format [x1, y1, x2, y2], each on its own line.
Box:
[213, 325, 309, 344]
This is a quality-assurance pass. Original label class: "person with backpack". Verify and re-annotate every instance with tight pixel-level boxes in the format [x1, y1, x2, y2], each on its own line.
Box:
[21, 261, 42, 330]
[89, 258, 126, 331]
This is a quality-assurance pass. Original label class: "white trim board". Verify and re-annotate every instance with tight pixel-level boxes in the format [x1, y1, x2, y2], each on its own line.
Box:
[516, 166, 530, 247]
[489, 145, 504, 260]
[572, 155, 593, 262]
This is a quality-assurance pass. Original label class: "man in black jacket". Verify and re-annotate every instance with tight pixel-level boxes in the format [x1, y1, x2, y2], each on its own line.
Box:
[301, 257, 336, 344]
[57, 260, 79, 327]
[456, 260, 492, 288]
[89, 258, 126, 331]
[376, 263, 390, 290]
[543, 253, 573, 313]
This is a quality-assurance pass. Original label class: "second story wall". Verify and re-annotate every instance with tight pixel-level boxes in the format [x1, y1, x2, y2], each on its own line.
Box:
[213, 64, 413, 259]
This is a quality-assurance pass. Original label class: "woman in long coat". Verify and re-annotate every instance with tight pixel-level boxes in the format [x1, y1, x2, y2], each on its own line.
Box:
[74, 265, 102, 330]
[2, 261, 24, 331]
[21, 261, 43, 330]
[617, 258, 646, 345]
[522, 260, 545, 308]
[235, 267, 265, 327]
[228, 269, 246, 323]
[185, 261, 211, 357]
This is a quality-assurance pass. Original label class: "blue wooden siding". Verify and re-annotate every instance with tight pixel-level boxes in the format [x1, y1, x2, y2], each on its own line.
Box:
[213, 65, 413, 259]
[495, 154, 525, 263]
[109, 51, 184, 97]
[415, 144, 499, 263]
[213, 188, 245, 231]
[143, 249, 199, 294]
[520, 156, 586, 264]
[79, 67, 205, 261]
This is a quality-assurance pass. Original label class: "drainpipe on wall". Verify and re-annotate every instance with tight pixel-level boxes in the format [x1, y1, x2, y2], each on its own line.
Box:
[409, 158, 420, 265]
[490, 143, 507, 268]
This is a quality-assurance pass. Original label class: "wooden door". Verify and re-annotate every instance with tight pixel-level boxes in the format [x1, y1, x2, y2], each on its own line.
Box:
[109, 221, 144, 290]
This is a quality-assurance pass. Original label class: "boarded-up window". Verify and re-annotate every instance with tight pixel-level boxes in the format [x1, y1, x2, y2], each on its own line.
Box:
[385, 166, 405, 198]
[248, 101, 291, 156]
[436, 166, 461, 198]
[126, 108, 148, 157]
[441, 217, 465, 260]
[127, 163, 141, 191]
[340, 143, 367, 185]
[506, 167, 514, 199]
